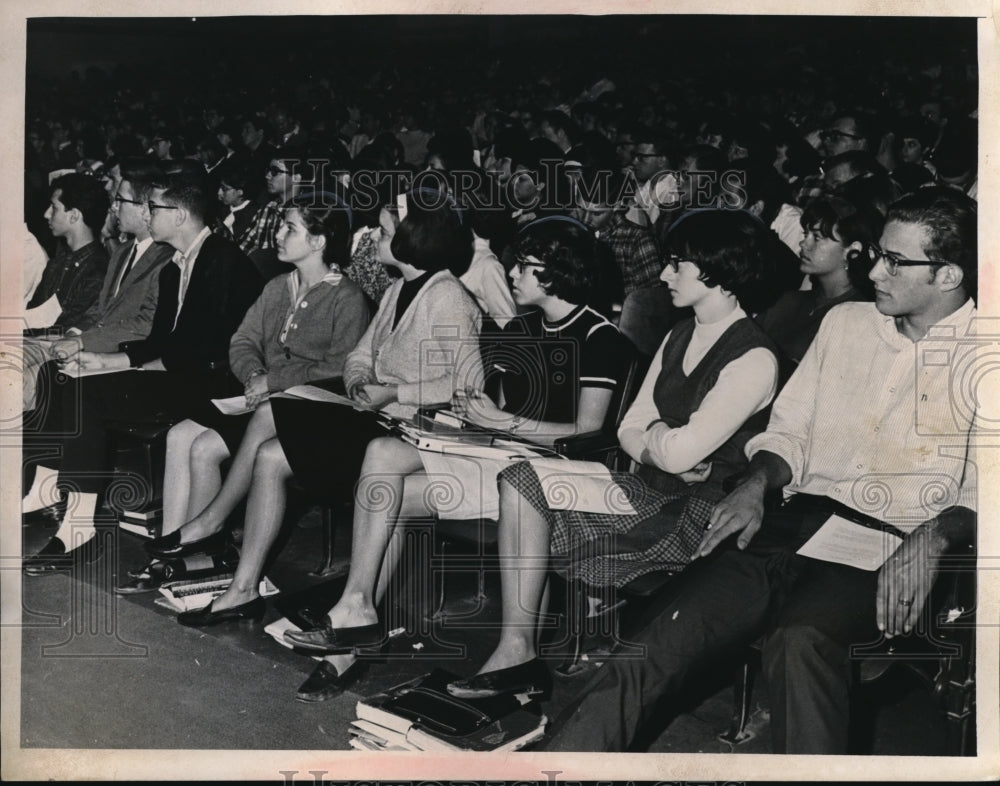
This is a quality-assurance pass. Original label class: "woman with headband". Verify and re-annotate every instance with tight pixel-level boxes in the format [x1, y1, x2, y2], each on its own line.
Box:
[159, 189, 482, 636]
[446, 209, 782, 700]
[120, 191, 369, 592]
[281, 216, 633, 702]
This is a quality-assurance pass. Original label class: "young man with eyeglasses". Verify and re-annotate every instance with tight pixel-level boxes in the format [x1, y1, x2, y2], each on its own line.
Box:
[22, 169, 262, 576]
[541, 187, 978, 755]
[237, 148, 308, 261]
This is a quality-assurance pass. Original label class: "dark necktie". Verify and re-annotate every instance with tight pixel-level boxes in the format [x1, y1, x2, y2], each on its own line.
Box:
[115, 243, 139, 297]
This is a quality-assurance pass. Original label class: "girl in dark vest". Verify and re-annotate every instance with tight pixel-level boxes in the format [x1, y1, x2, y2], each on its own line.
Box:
[447, 209, 782, 699]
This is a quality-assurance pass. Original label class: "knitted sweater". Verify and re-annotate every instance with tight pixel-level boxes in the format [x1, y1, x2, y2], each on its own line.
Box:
[229, 270, 370, 392]
[343, 269, 482, 419]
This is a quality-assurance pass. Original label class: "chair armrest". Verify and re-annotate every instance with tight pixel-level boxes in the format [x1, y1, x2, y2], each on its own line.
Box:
[553, 430, 619, 459]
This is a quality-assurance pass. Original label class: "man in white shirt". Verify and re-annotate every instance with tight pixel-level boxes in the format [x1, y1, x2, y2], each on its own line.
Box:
[543, 187, 979, 754]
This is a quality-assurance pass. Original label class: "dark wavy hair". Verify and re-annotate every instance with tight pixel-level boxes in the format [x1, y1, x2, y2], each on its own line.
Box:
[284, 190, 352, 269]
[50, 172, 108, 235]
[886, 186, 977, 301]
[511, 217, 600, 306]
[801, 195, 884, 294]
[664, 208, 777, 312]
[390, 188, 473, 275]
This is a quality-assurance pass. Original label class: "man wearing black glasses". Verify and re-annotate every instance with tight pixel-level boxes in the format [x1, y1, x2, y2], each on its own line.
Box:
[238, 148, 311, 279]
[820, 114, 874, 159]
[22, 169, 261, 576]
[543, 187, 978, 755]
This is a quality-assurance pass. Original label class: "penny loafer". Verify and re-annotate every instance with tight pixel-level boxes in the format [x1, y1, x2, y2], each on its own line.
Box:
[283, 622, 383, 654]
[177, 596, 265, 627]
[446, 658, 551, 700]
[24, 535, 104, 577]
[145, 529, 227, 559]
[295, 659, 368, 703]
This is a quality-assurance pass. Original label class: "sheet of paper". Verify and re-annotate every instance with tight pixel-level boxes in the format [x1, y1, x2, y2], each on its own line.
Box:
[796, 513, 904, 571]
[211, 395, 253, 416]
[59, 364, 133, 379]
[276, 384, 369, 410]
[529, 457, 637, 516]
[24, 293, 62, 329]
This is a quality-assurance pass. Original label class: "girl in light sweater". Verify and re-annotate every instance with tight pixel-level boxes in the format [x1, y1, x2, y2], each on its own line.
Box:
[163, 189, 481, 639]
[121, 191, 368, 593]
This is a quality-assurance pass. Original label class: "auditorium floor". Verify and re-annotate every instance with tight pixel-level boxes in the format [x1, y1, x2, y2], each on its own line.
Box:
[19, 504, 958, 757]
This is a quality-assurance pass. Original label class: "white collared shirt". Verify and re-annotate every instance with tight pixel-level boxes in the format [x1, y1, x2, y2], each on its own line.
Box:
[747, 299, 979, 523]
[172, 226, 212, 328]
[223, 200, 251, 232]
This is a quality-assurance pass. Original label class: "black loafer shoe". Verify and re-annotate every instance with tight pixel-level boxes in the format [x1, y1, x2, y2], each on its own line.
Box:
[283, 622, 382, 654]
[22, 499, 67, 527]
[295, 659, 368, 703]
[24, 535, 105, 577]
[446, 658, 551, 700]
[177, 596, 265, 627]
[145, 529, 227, 559]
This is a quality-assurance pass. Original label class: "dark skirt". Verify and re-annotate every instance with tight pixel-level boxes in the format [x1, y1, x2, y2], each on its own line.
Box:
[185, 398, 254, 454]
[271, 396, 386, 504]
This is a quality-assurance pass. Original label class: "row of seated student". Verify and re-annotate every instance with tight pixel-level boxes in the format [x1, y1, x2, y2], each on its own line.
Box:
[21, 157, 978, 754]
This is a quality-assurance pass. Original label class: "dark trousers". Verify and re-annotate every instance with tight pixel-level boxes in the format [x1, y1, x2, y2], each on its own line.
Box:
[543, 494, 883, 754]
[24, 362, 239, 513]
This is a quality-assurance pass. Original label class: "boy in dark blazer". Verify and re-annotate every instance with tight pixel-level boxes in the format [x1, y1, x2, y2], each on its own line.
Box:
[23, 169, 262, 574]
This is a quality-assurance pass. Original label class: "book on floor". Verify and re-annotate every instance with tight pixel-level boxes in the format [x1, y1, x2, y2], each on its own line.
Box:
[353, 668, 547, 752]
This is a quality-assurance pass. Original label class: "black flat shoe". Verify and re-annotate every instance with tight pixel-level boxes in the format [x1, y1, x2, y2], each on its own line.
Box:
[283, 622, 382, 654]
[145, 529, 227, 559]
[177, 596, 265, 627]
[295, 659, 368, 703]
[22, 499, 67, 527]
[446, 658, 551, 700]
[23, 535, 104, 576]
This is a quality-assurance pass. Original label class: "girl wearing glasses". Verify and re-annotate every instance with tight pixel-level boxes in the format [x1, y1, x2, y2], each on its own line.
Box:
[446, 209, 782, 700]
[758, 195, 883, 366]
[124, 192, 369, 591]
[280, 217, 632, 702]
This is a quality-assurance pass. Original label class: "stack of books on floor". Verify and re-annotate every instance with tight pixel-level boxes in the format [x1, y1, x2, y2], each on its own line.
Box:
[349, 669, 547, 752]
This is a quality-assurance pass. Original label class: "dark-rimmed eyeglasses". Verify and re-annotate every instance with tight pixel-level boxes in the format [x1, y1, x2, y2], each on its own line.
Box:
[113, 194, 143, 207]
[266, 165, 289, 177]
[147, 201, 181, 213]
[514, 258, 546, 275]
[821, 128, 865, 142]
[862, 244, 938, 276]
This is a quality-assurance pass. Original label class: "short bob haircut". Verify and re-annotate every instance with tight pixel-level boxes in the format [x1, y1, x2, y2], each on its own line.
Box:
[510, 216, 600, 306]
[663, 208, 777, 313]
[284, 190, 353, 269]
[390, 188, 473, 276]
[801, 195, 884, 294]
[885, 186, 977, 301]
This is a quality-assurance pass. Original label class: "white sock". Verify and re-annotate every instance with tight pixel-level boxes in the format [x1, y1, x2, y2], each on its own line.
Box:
[22, 466, 60, 513]
[53, 491, 98, 550]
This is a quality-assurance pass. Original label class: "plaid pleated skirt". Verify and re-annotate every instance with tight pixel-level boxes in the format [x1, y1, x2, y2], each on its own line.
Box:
[498, 460, 720, 588]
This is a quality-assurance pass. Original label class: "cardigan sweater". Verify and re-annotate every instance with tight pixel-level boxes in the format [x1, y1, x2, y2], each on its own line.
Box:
[343, 269, 482, 419]
[229, 271, 370, 392]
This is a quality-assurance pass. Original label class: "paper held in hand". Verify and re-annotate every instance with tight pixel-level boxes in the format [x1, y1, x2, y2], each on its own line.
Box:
[211, 395, 254, 416]
[24, 293, 62, 329]
[273, 384, 369, 410]
[796, 514, 904, 571]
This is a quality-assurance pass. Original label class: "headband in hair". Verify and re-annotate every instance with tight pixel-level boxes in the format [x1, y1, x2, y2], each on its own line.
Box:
[399, 187, 464, 224]
[665, 206, 763, 235]
[517, 214, 591, 234]
[292, 190, 353, 233]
